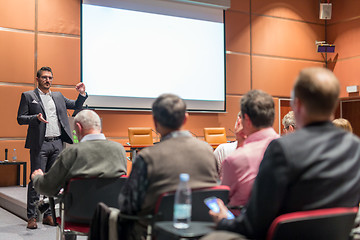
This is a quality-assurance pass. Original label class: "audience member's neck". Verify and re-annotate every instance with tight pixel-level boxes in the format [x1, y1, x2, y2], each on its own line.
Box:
[80, 129, 102, 140]
[158, 127, 180, 138]
[299, 115, 331, 129]
[247, 126, 269, 136]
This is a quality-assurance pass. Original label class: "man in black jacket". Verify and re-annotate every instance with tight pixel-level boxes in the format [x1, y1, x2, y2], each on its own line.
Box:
[203, 67, 360, 240]
[17, 66, 87, 229]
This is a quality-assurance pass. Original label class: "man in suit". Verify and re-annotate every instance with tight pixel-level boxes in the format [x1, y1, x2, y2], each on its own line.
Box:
[118, 93, 218, 240]
[17, 66, 87, 229]
[202, 67, 360, 240]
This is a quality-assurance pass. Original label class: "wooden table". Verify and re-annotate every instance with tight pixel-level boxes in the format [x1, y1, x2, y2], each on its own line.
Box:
[0, 161, 27, 187]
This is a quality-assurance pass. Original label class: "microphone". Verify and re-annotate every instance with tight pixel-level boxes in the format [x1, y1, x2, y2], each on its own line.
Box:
[188, 130, 198, 138]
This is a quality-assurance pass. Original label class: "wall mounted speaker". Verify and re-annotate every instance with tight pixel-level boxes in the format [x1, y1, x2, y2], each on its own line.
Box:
[320, 3, 332, 20]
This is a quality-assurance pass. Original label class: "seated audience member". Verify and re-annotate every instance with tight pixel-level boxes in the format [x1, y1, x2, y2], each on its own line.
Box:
[31, 110, 127, 197]
[202, 67, 360, 240]
[282, 110, 296, 134]
[221, 90, 279, 209]
[214, 112, 246, 178]
[118, 93, 218, 240]
[333, 118, 353, 133]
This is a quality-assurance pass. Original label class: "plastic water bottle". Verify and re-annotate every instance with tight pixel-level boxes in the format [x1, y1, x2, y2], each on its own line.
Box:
[12, 149, 17, 162]
[173, 173, 191, 229]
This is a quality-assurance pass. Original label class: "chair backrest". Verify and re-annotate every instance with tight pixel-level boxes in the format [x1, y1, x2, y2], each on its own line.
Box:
[267, 207, 358, 240]
[128, 127, 153, 146]
[154, 185, 230, 222]
[63, 177, 127, 224]
[203, 128, 227, 145]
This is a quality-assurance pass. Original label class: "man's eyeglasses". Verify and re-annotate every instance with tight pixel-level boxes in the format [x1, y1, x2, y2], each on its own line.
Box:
[40, 76, 53, 80]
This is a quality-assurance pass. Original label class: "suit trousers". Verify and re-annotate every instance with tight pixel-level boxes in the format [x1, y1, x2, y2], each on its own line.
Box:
[27, 139, 63, 219]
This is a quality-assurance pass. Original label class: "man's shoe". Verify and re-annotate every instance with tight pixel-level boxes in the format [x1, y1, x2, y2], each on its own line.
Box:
[42, 215, 56, 226]
[27, 218, 38, 229]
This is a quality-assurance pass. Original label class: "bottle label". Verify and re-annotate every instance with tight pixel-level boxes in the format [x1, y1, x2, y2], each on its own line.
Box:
[174, 204, 191, 219]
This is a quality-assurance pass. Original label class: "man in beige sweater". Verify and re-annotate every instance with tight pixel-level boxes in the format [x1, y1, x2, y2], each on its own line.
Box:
[118, 93, 218, 240]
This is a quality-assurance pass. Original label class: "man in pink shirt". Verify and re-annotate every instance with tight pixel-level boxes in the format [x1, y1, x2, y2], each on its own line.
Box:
[221, 90, 279, 209]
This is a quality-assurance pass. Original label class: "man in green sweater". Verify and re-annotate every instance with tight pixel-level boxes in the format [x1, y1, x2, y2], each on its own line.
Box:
[31, 110, 127, 227]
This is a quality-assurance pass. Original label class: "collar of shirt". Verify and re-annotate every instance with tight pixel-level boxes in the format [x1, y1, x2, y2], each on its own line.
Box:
[80, 133, 106, 142]
[161, 130, 192, 142]
[243, 127, 278, 145]
[38, 88, 51, 96]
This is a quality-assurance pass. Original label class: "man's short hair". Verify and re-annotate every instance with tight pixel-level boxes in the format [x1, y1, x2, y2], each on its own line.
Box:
[294, 67, 340, 116]
[241, 90, 275, 128]
[37, 66, 53, 78]
[74, 110, 102, 131]
[282, 111, 296, 130]
[152, 94, 186, 130]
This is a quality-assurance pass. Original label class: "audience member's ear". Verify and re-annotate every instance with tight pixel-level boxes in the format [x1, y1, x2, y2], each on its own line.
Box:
[153, 116, 158, 129]
[288, 125, 294, 133]
[243, 113, 252, 127]
[183, 112, 189, 125]
[75, 122, 82, 138]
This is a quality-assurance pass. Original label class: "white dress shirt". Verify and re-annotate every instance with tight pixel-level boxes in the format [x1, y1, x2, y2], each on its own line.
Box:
[38, 88, 61, 137]
[80, 133, 106, 143]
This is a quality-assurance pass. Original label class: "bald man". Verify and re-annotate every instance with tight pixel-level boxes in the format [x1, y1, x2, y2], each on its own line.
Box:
[203, 67, 360, 240]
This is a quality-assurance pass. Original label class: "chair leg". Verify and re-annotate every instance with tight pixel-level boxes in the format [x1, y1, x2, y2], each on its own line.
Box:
[60, 202, 65, 240]
[49, 197, 57, 226]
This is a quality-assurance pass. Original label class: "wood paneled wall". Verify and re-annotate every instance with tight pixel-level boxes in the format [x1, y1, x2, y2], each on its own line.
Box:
[0, 0, 331, 185]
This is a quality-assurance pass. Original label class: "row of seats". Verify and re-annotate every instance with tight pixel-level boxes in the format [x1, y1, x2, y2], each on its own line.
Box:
[53, 177, 230, 239]
[54, 177, 358, 240]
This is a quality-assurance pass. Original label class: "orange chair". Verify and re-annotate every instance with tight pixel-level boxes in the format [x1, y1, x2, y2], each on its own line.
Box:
[128, 127, 154, 146]
[203, 128, 227, 148]
[127, 128, 154, 163]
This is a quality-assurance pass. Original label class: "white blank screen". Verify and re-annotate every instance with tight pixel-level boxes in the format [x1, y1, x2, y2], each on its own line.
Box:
[82, 0, 226, 111]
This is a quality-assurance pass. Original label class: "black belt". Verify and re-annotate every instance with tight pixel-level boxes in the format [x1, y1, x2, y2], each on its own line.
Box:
[44, 136, 61, 142]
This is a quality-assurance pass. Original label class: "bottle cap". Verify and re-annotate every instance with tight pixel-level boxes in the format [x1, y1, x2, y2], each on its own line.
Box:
[179, 173, 189, 182]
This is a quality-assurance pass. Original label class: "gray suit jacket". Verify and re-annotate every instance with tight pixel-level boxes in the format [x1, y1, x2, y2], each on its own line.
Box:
[17, 88, 87, 151]
[217, 121, 360, 239]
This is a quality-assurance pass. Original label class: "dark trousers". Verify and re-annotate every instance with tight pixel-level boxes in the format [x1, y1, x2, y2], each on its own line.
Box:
[27, 139, 63, 219]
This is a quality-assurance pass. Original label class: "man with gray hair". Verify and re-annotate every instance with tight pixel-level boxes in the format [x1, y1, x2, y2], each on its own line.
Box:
[31, 109, 127, 197]
[282, 111, 296, 134]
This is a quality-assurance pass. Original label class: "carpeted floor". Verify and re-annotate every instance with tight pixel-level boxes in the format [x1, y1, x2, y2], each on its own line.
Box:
[0, 207, 87, 240]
